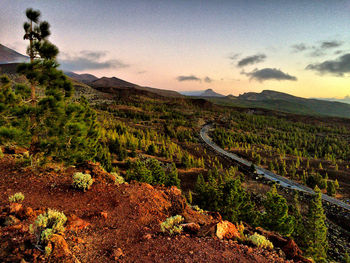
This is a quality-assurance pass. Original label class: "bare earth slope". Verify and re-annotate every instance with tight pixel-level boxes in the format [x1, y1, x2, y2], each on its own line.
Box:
[0, 155, 307, 263]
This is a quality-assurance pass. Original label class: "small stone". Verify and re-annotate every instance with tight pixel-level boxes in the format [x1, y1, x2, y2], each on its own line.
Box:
[113, 248, 124, 260]
[143, 234, 152, 240]
[9, 203, 22, 214]
[100, 211, 108, 219]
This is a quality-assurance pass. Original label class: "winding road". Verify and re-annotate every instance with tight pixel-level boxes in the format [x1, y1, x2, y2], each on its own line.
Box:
[200, 124, 350, 211]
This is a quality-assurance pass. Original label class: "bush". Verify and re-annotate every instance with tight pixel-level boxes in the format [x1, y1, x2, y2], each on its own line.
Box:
[160, 215, 184, 235]
[9, 192, 25, 203]
[248, 233, 273, 249]
[32, 209, 67, 247]
[111, 172, 125, 184]
[72, 172, 93, 191]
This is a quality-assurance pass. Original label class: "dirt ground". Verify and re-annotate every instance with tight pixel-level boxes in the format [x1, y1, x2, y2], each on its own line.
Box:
[0, 155, 297, 263]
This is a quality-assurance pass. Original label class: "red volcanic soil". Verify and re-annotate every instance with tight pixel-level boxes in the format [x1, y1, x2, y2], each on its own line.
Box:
[0, 155, 304, 262]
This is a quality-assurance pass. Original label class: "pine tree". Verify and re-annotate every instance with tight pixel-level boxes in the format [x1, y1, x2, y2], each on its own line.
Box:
[261, 185, 295, 236]
[23, 8, 54, 105]
[326, 180, 336, 197]
[13, 8, 109, 167]
[290, 191, 306, 248]
[164, 163, 180, 188]
[221, 178, 256, 225]
[305, 186, 328, 262]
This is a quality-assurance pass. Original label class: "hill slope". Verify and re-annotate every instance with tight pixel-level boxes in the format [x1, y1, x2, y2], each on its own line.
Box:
[90, 76, 183, 98]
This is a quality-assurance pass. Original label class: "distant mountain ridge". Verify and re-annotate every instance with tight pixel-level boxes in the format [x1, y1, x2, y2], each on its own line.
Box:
[64, 71, 99, 84]
[181, 89, 225, 97]
[209, 90, 350, 118]
[0, 44, 28, 64]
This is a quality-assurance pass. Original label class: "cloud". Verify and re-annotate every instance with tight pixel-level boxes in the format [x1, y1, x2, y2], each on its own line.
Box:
[59, 50, 129, 71]
[79, 50, 107, 60]
[176, 75, 201, 82]
[242, 68, 297, 82]
[204, 76, 212, 83]
[229, 53, 240, 61]
[291, 40, 343, 56]
[306, 53, 350, 76]
[291, 43, 308, 53]
[321, 40, 343, 49]
[309, 49, 326, 57]
[237, 54, 266, 67]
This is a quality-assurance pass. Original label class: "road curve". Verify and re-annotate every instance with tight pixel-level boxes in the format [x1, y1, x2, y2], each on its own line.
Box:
[200, 124, 350, 211]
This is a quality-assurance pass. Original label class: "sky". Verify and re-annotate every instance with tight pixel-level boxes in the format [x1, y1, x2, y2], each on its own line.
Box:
[1, 0, 350, 98]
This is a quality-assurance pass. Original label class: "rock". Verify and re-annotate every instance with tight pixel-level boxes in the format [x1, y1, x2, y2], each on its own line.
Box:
[66, 214, 91, 231]
[100, 211, 108, 219]
[216, 221, 239, 240]
[112, 248, 124, 260]
[50, 234, 71, 259]
[181, 223, 200, 234]
[143, 234, 152, 240]
[9, 203, 23, 214]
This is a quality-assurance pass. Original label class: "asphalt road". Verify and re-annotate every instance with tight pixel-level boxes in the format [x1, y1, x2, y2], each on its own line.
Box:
[200, 124, 350, 211]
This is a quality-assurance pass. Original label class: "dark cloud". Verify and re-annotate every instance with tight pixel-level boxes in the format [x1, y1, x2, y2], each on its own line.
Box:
[59, 51, 129, 71]
[291, 43, 308, 53]
[309, 49, 326, 57]
[334, 50, 344, 55]
[80, 50, 107, 60]
[229, 53, 240, 61]
[176, 75, 201, 82]
[204, 76, 212, 83]
[306, 53, 350, 76]
[242, 68, 297, 82]
[237, 54, 266, 67]
[291, 40, 343, 56]
[321, 41, 343, 49]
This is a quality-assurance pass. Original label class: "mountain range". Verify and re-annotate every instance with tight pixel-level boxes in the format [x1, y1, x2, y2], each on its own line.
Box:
[0, 44, 28, 64]
[1, 43, 350, 118]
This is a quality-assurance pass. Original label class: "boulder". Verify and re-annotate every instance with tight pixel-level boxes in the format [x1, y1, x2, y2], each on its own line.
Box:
[50, 234, 71, 259]
[216, 221, 240, 240]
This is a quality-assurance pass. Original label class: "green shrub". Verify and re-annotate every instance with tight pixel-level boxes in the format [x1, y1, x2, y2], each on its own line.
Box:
[72, 172, 93, 191]
[33, 209, 67, 246]
[248, 233, 273, 249]
[9, 192, 25, 203]
[111, 172, 125, 184]
[160, 215, 184, 235]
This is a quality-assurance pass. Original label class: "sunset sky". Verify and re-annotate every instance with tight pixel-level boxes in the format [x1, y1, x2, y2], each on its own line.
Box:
[1, 0, 350, 98]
